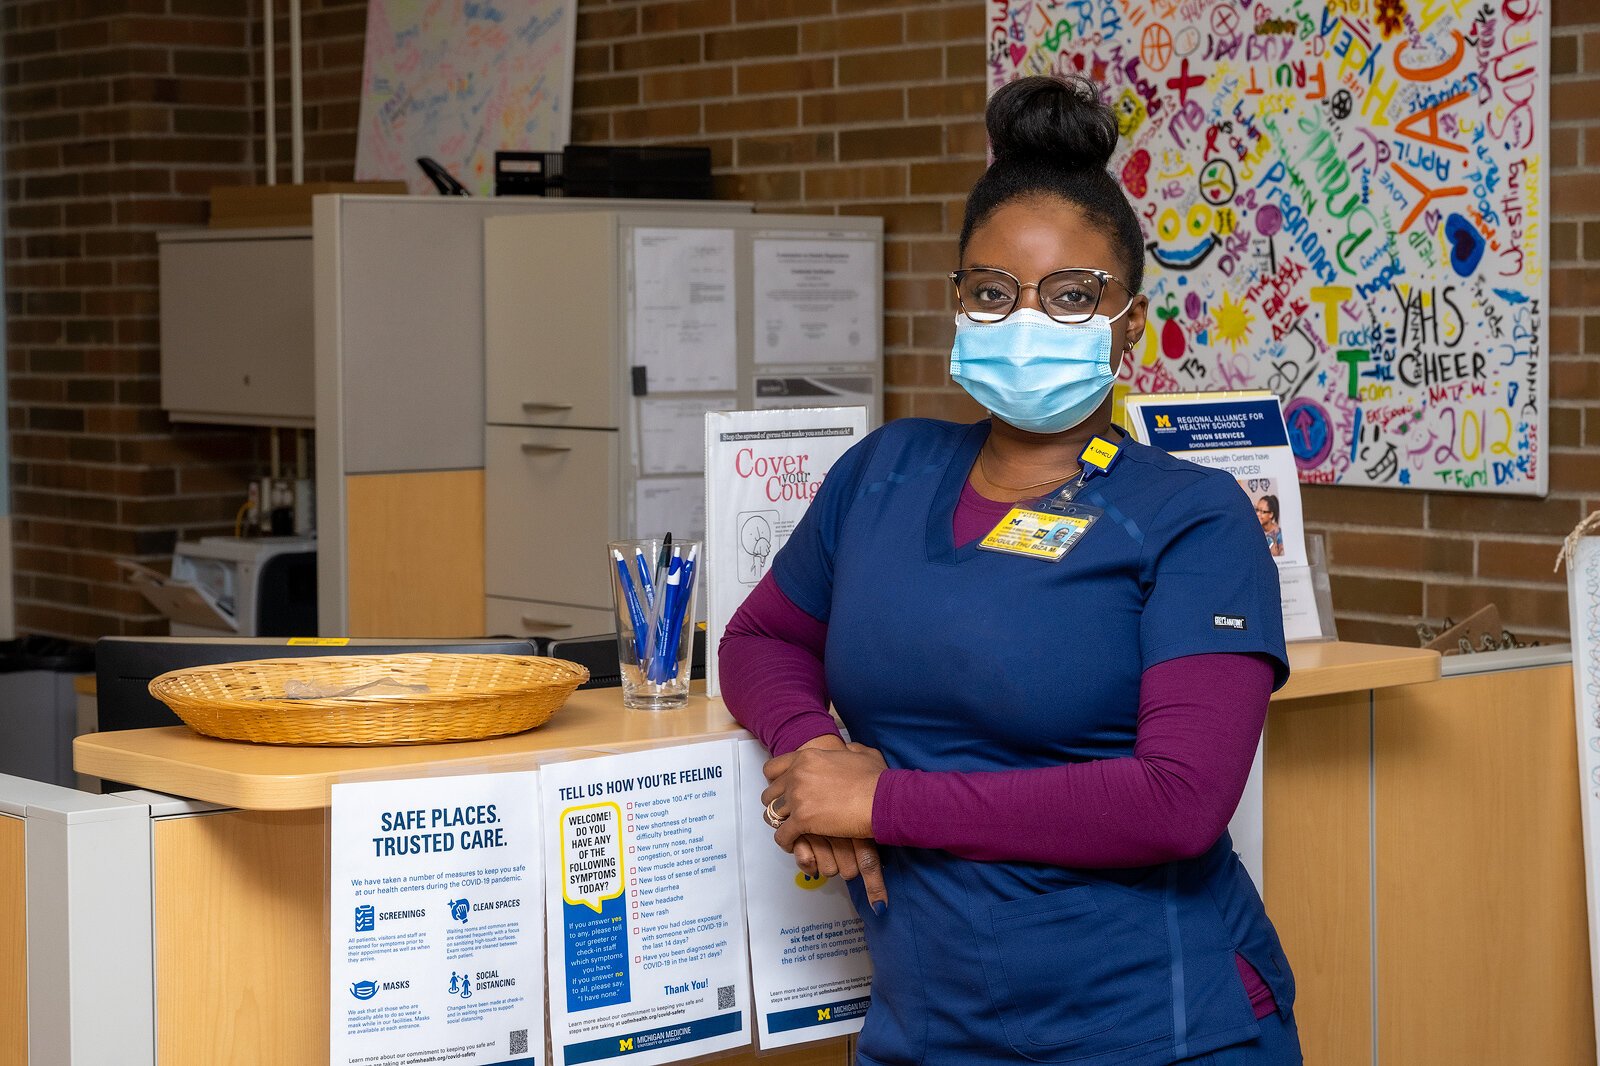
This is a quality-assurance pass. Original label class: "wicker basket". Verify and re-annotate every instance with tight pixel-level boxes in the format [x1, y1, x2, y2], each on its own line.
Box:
[147, 654, 590, 746]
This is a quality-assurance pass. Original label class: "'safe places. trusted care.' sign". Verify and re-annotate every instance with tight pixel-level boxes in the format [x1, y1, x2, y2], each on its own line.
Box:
[331, 772, 544, 1066]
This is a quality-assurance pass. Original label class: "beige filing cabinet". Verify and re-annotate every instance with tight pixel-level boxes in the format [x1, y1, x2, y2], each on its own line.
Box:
[484, 425, 619, 638]
[484, 210, 883, 640]
[311, 195, 752, 638]
[158, 228, 314, 428]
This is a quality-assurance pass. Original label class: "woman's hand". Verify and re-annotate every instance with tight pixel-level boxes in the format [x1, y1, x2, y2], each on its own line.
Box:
[762, 742, 886, 840]
[793, 834, 888, 914]
[763, 736, 891, 912]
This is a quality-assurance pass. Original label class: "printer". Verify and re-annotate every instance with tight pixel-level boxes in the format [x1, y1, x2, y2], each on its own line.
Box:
[123, 535, 318, 637]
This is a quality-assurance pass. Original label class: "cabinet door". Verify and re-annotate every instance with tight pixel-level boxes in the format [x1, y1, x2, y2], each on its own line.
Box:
[1374, 666, 1594, 1064]
[485, 596, 614, 640]
[159, 236, 314, 425]
[485, 214, 619, 428]
[486, 425, 617, 608]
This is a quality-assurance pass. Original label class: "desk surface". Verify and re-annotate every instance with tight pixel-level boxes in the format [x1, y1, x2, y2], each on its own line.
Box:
[76, 641, 1439, 810]
[1273, 639, 1438, 701]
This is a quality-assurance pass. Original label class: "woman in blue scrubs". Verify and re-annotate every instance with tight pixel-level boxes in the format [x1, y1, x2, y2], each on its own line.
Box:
[722, 74, 1302, 1065]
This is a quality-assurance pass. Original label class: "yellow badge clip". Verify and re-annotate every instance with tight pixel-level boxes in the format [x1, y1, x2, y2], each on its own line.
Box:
[1078, 435, 1121, 479]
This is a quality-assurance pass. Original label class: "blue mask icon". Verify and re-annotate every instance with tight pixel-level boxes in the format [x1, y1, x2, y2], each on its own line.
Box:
[950, 309, 1116, 434]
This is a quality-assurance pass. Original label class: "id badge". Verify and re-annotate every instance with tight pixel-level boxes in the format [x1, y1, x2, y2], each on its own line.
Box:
[978, 501, 1102, 561]
[975, 433, 1117, 561]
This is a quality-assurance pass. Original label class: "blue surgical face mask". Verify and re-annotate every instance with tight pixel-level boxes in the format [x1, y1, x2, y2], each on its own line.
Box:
[949, 308, 1116, 434]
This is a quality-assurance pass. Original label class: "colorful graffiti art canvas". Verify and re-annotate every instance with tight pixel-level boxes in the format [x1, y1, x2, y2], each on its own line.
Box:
[356, 0, 577, 196]
[989, 0, 1550, 494]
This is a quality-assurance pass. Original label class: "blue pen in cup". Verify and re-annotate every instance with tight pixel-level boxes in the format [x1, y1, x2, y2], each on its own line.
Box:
[634, 547, 656, 611]
[648, 548, 682, 683]
[662, 544, 698, 681]
[611, 549, 650, 665]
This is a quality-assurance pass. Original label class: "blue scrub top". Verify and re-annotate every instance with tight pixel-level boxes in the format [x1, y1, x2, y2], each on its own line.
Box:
[772, 418, 1295, 1066]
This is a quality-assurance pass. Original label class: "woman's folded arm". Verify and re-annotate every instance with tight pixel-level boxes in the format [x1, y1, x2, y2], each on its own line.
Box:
[718, 572, 842, 756]
[871, 652, 1274, 867]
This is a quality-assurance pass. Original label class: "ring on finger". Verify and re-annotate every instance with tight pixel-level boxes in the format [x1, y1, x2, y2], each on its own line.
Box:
[763, 797, 788, 829]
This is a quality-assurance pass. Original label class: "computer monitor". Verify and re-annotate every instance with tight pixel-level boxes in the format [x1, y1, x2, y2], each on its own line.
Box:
[94, 636, 546, 733]
[547, 629, 707, 691]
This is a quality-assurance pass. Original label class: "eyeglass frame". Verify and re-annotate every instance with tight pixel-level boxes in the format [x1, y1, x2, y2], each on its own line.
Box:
[947, 266, 1139, 325]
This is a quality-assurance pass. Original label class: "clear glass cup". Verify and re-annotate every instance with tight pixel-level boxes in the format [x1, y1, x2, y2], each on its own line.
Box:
[606, 538, 700, 710]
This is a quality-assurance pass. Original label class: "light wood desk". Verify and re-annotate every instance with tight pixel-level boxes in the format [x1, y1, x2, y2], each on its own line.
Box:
[73, 642, 1440, 812]
[71, 642, 1594, 1065]
[77, 685, 750, 811]
[1261, 645, 1594, 1065]
[75, 684, 825, 1066]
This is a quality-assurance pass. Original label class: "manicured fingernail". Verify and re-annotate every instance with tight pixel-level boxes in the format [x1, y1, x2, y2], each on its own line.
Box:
[872, 900, 887, 917]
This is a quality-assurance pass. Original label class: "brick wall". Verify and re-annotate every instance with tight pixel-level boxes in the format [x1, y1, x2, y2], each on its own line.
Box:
[571, 0, 992, 430]
[4, 0, 1595, 644]
[0, 0, 370, 641]
[2, 1, 270, 639]
[255, 0, 366, 184]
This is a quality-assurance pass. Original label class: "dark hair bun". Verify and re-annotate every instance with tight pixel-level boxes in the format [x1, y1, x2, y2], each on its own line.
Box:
[986, 75, 1119, 171]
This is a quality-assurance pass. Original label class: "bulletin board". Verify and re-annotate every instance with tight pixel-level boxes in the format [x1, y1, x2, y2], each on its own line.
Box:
[355, 0, 578, 196]
[988, 0, 1549, 494]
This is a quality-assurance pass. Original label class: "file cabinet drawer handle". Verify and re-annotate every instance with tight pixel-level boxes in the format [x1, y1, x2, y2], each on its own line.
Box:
[520, 443, 573, 454]
[520, 616, 573, 630]
[521, 401, 574, 410]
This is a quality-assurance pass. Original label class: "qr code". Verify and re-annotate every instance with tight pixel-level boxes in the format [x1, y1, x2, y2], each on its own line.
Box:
[717, 985, 735, 1010]
[509, 1029, 528, 1055]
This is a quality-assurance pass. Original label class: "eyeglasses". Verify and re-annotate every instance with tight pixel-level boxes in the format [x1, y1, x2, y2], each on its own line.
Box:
[949, 267, 1135, 325]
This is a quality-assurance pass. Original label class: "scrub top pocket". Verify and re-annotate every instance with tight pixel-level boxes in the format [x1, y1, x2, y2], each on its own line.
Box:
[981, 884, 1172, 1060]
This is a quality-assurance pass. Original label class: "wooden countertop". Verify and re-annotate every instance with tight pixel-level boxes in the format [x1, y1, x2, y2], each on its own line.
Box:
[1273, 639, 1438, 701]
[76, 685, 749, 811]
[76, 641, 1438, 811]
